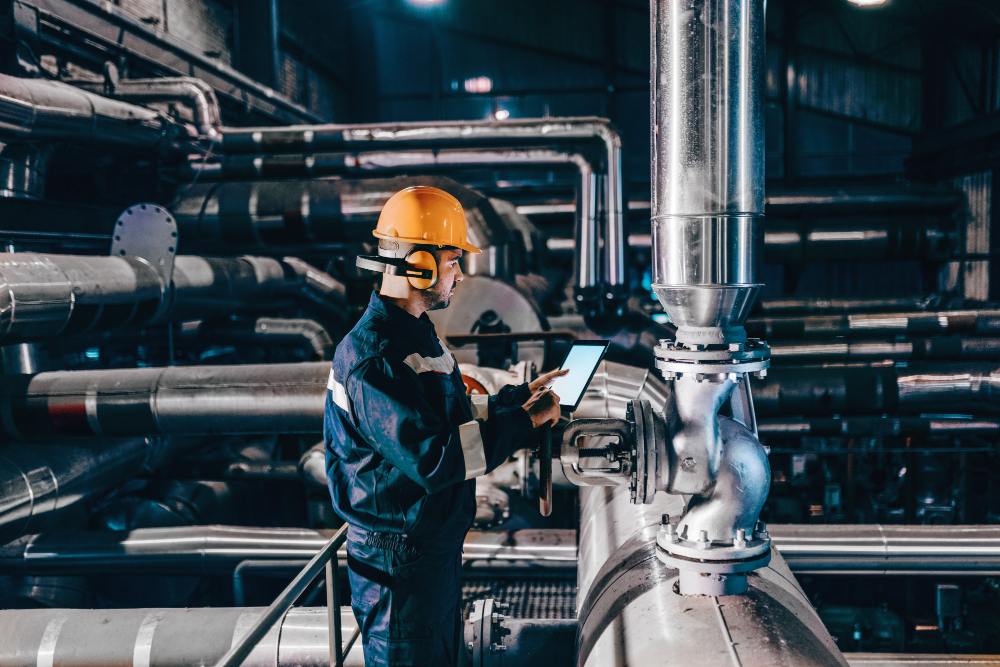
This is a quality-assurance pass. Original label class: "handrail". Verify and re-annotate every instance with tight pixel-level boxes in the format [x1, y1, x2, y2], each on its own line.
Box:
[214, 523, 350, 667]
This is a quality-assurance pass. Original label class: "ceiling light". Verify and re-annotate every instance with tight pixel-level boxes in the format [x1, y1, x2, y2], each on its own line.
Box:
[407, 0, 445, 6]
[464, 76, 493, 94]
[846, 0, 889, 7]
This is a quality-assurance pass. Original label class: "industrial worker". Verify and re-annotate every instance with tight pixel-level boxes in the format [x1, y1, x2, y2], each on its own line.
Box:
[324, 185, 564, 666]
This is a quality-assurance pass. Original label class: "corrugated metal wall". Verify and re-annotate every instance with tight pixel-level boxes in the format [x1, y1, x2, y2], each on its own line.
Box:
[954, 171, 993, 301]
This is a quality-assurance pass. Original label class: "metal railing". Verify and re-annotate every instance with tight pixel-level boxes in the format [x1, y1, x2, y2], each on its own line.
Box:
[214, 523, 356, 667]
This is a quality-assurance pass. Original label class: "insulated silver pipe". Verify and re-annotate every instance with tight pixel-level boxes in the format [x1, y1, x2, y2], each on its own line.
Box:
[0, 526, 577, 573]
[217, 116, 626, 292]
[650, 0, 764, 334]
[769, 337, 1000, 363]
[748, 310, 1000, 340]
[0, 361, 328, 438]
[178, 149, 601, 293]
[0, 73, 185, 146]
[187, 317, 335, 360]
[0, 607, 365, 667]
[69, 75, 222, 139]
[4, 522, 995, 576]
[0, 438, 151, 544]
[573, 362, 845, 666]
[769, 524, 1000, 576]
[0, 252, 323, 344]
[757, 416, 1000, 438]
[754, 364, 1000, 416]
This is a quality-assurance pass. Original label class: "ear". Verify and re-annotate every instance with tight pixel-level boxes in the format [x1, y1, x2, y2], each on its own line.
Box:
[406, 250, 438, 290]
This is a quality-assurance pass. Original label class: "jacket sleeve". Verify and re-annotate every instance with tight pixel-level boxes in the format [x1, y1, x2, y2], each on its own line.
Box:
[469, 382, 531, 422]
[348, 357, 534, 494]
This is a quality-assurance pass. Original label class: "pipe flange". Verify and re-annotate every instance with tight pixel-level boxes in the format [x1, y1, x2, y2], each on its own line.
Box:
[655, 542, 772, 596]
[654, 339, 770, 381]
[655, 521, 770, 561]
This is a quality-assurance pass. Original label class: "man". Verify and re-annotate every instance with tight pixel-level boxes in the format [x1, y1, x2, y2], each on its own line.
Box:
[324, 185, 564, 666]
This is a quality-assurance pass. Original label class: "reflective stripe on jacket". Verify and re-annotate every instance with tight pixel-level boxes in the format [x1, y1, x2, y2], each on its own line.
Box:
[324, 292, 532, 547]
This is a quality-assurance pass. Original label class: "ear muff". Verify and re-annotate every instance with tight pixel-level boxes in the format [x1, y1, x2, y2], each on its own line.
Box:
[405, 250, 438, 290]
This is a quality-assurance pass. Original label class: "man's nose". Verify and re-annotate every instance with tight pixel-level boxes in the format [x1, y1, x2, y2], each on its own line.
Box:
[455, 264, 464, 283]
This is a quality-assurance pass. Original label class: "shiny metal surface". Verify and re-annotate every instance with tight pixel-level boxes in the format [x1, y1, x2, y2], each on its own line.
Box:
[218, 117, 626, 290]
[1, 361, 329, 438]
[753, 364, 1000, 416]
[650, 0, 764, 330]
[0, 438, 150, 544]
[770, 337, 1000, 363]
[0, 73, 184, 146]
[0, 526, 577, 573]
[0, 607, 364, 666]
[4, 523, 996, 577]
[573, 358, 844, 666]
[0, 252, 320, 344]
[757, 416, 1000, 438]
[676, 415, 771, 544]
[70, 75, 222, 139]
[0, 143, 50, 199]
[747, 309, 1000, 340]
[844, 654, 1000, 666]
[768, 525, 1000, 576]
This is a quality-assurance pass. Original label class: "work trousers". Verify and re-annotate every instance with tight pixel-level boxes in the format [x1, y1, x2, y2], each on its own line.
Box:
[346, 533, 463, 666]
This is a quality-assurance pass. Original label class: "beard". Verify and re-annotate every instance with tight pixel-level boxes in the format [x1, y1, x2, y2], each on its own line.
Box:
[424, 286, 452, 311]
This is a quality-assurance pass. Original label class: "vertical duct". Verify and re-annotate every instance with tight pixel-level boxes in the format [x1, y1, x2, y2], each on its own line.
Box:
[650, 0, 765, 342]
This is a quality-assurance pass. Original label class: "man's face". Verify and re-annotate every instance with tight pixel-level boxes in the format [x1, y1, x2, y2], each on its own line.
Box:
[425, 248, 464, 311]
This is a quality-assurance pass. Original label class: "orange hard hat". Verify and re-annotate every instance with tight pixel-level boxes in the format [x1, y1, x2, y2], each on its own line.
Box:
[373, 186, 482, 254]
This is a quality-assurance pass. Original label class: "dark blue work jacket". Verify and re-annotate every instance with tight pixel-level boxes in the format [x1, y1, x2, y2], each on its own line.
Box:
[324, 292, 533, 548]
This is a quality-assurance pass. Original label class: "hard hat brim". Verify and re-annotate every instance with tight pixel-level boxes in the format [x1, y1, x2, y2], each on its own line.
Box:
[372, 230, 482, 254]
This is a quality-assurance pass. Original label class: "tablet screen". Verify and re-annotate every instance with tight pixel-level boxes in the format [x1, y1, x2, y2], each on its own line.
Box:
[548, 341, 609, 409]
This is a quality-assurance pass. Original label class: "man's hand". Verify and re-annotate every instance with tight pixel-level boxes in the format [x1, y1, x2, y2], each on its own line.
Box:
[523, 387, 561, 428]
[529, 367, 569, 393]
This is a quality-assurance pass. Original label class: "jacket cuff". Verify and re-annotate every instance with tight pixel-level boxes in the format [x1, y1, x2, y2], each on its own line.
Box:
[498, 382, 531, 406]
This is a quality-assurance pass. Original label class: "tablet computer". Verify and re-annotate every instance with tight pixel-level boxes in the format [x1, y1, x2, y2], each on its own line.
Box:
[547, 340, 610, 410]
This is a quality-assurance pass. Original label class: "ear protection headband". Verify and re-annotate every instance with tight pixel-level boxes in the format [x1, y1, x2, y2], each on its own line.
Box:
[356, 246, 438, 290]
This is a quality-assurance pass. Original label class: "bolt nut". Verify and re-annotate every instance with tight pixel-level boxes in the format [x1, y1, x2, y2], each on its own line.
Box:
[729, 343, 743, 352]
[755, 369, 768, 379]
[697, 530, 710, 549]
[661, 513, 671, 525]
[681, 457, 697, 471]
[734, 528, 747, 548]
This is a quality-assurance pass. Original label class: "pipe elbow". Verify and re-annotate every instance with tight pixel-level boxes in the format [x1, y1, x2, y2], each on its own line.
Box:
[678, 416, 770, 543]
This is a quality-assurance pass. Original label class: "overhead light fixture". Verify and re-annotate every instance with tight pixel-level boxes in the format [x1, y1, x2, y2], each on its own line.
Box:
[493, 108, 510, 121]
[464, 76, 493, 94]
[846, 0, 889, 7]
[407, 0, 445, 6]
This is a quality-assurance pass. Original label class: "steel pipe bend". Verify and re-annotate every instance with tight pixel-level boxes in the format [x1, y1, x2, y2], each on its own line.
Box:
[677, 415, 770, 544]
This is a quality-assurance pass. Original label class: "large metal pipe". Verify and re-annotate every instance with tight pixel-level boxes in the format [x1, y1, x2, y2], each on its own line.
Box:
[0, 607, 364, 667]
[0, 526, 578, 573]
[0, 73, 185, 147]
[747, 310, 1000, 340]
[7, 523, 1000, 577]
[69, 75, 222, 139]
[770, 524, 1000, 576]
[0, 438, 151, 544]
[548, 221, 956, 261]
[175, 150, 600, 295]
[757, 416, 1000, 438]
[217, 116, 625, 299]
[0, 361, 328, 439]
[0, 252, 330, 344]
[754, 364, 1000, 416]
[650, 0, 764, 335]
[769, 336, 1000, 363]
[573, 362, 845, 666]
